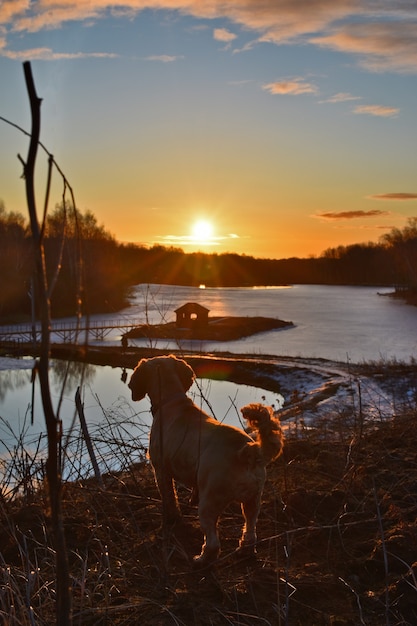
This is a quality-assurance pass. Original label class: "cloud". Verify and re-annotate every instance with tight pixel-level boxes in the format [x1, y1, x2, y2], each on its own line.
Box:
[321, 92, 361, 103]
[312, 21, 417, 74]
[370, 193, 417, 201]
[2, 47, 118, 61]
[0, 0, 417, 67]
[213, 28, 237, 43]
[145, 54, 183, 62]
[7, 5, 101, 32]
[263, 78, 318, 96]
[0, 0, 30, 24]
[158, 232, 241, 247]
[229, 79, 253, 86]
[2, 2, 417, 74]
[353, 104, 399, 117]
[314, 210, 390, 220]
[1, 1, 359, 37]
[161, 235, 220, 247]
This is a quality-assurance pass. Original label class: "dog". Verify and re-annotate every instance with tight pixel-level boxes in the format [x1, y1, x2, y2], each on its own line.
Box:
[128, 355, 284, 566]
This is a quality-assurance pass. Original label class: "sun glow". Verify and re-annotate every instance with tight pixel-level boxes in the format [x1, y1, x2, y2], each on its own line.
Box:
[191, 219, 214, 243]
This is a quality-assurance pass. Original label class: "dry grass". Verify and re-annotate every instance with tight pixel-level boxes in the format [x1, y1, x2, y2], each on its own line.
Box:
[1, 393, 417, 625]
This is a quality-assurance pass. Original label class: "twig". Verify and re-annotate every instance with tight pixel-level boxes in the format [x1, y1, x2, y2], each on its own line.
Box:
[338, 576, 366, 625]
[75, 387, 104, 488]
[373, 478, 391, 626]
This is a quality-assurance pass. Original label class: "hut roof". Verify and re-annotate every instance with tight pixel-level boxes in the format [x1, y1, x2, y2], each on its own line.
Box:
[174, 302, 210, 314]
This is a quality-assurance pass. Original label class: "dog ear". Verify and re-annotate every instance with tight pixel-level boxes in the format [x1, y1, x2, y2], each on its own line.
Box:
[128, 359, 148, 401]
[175, 357, 195, 392]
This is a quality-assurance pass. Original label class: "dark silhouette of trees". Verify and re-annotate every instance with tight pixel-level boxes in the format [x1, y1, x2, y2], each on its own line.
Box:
[1, 203, 417, 321]
[321, 242, 393, 285]
[0, 201, 32, 318]
[380, 218, 417, 289]
[44, 204, 127, 316]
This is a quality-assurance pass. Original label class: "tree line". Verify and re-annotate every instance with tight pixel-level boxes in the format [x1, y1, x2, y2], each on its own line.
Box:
[1, 199, 416, 320]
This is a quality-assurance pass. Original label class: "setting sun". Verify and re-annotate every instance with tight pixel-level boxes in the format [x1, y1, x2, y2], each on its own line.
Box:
[191, 219, 214, 243]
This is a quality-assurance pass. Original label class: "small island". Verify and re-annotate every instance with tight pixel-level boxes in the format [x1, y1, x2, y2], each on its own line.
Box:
[124, 302, 293, 342]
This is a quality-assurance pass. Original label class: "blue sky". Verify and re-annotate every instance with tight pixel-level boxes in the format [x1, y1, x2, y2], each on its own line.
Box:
[1, 1, 416, 258]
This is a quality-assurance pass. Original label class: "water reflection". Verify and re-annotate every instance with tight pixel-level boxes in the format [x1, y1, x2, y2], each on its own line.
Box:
[0, 360, 283, 483]
[0, 369, 32, 403]
[0, 359, 98, 415]
[51, 359, 96, 395]
[127, 283, 235, 321]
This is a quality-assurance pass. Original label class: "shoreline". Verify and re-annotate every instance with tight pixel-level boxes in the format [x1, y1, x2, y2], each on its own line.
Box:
[3, 341, 414, 423]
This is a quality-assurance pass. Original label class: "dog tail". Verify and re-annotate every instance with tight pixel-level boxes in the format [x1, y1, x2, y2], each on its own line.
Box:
[241, 403, 284, 465]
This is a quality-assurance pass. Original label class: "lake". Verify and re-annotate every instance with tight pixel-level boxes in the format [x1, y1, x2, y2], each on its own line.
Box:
[97, 283, 417, 362]
[1, 284, 416, 480]
[0, 359, 282, 483]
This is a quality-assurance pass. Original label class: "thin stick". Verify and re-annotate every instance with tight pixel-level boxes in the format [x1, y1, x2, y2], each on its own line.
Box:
[373, 479, 391, 626]
[75, 387, 104, 488]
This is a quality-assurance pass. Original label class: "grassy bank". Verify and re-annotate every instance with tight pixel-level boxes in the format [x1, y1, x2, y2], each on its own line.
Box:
[1, 381, 417, 624]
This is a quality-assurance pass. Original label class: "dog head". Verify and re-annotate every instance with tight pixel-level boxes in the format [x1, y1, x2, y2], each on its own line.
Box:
[128, 355, 195, 402]
[128, 358, 149, 401]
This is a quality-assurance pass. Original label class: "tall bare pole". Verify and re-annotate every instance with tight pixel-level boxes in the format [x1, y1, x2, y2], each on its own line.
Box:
[22, 60, 72, 626]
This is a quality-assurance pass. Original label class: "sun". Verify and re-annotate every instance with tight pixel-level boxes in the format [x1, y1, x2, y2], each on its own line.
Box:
[191, 219, 214, 243]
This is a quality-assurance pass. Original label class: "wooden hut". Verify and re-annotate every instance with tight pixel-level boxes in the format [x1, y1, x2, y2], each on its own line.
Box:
[174, 302, 209, 330]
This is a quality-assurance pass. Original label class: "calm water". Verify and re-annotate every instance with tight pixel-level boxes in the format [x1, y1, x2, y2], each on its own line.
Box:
[0, 358, 281, 463]
[1, 284, 416, 472]
[108, 283, 417, 363]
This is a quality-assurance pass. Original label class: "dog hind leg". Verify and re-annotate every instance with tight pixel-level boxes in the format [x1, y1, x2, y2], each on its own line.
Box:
[237, 494, 262, 558]
[193, 502, 221, 566]
[154, 468, 181, 526]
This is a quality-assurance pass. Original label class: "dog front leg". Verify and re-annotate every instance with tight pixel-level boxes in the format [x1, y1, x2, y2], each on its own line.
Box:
[153, 467, 181, 526]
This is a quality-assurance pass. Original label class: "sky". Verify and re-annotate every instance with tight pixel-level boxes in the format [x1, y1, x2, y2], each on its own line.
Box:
[0, 1, 417, 260]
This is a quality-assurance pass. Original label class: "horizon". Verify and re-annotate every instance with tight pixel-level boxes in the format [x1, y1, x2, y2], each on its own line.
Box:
[1, 2, 416, 259]
[107, 225, 389, 261]
[0, 191, 394, 261]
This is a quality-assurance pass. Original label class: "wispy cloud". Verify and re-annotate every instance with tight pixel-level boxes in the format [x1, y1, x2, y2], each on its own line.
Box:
[2, 47, 118, 61]
[312, 21, 417, 74]
[314, 210, 390, 220]
[353, 104, 399, 117]
[158, 232, 241, 247]
[213, 28, 237, 43]
[369, 193, 417, 200]
[145, 54, 183, 62]
[321, 92, 361, 104]
[160, 235, 220, 247]
[6, 4, 100, 33]
[263, 78, 318, 96]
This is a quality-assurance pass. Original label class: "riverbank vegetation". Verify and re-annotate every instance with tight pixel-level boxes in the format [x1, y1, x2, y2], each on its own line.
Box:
[1, 199, 417, 320]
[1, 378, 416, 625]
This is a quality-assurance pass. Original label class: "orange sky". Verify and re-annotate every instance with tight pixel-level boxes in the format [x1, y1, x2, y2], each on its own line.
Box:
[1, 1, 416, 258]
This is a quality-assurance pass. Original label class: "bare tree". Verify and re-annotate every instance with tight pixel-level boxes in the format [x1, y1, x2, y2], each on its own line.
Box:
[20, 60, 72, 626]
